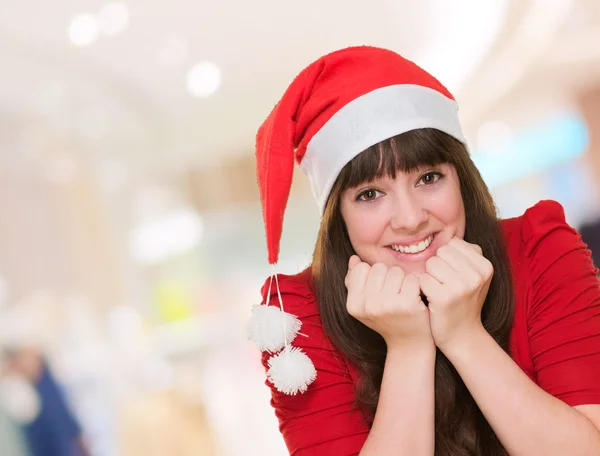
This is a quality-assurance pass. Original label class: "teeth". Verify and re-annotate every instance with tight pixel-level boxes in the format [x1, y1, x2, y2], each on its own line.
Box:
[391, 235, 434, 254]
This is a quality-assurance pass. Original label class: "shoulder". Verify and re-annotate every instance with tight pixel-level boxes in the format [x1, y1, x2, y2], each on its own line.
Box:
[520, 200, 573, 256]
[500, 199, 580, 259]
[254, 269, 370, 452]
[499, 200, 600, 312]
[259, 267, 318, 317]
[503, 205, 600, 407]
[500, 199, 566, 235]
[501, 200, 598, 309]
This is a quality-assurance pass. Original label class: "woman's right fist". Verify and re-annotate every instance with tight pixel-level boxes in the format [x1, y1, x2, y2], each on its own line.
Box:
[344, 255, 433, 349]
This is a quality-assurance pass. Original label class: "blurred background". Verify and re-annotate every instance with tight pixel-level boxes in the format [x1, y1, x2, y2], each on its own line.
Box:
[0, 0, 599, 455]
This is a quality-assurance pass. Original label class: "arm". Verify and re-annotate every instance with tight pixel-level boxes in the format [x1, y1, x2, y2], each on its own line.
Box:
[260, 272, 435, 455]
[360, 343, 435, 456]
[259, 275, 370, 455]
[432, 201, 600, 455]
[443, 327, 600, 456]
[346, 259, 436, 455]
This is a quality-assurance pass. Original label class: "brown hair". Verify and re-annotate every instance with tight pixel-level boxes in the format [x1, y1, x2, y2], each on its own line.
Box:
[312, 128, 514, 455]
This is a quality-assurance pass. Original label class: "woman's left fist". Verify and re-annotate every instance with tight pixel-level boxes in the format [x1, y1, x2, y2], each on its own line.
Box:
[419, 237, 493, 352]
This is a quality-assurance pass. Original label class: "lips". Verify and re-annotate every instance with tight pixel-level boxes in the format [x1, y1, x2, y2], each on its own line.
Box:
[385, 232, 439, 261]
[388, 233, 436, 253]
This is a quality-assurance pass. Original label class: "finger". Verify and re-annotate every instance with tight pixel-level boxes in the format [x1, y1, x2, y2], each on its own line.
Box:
[382, 266, 405, 295]
[345, 255, 364, 287]
[448, 238, 491, 276]
[419, 273, 442, 300]
[399, 273, 421, 300]
[449, 237, 483, 257]
[348, 254, 361, 271]
[346, 292, 363, 318]
[436, 244, 473, 273]
[345, 261, 370, 293]
[468, 242, 483, 255]
[364, 263, 388, 294]
[424, 256, 455, 284]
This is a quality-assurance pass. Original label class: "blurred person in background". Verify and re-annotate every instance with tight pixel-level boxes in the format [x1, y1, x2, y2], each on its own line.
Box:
[247, 46, 600, 455]
[0, 392, 31, 456]
[1, 346, 91, 456]
[579, 218, 600, 269]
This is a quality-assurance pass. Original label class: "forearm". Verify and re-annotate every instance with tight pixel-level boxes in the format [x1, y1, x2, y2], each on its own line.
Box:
[444, 326, 600, 456]
[361, 343, 436, 456]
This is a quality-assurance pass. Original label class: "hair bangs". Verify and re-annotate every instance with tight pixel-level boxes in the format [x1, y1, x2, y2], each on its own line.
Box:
[337, 129, 457, 191]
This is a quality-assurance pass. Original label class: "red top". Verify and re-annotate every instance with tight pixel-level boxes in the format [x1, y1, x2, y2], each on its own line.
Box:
[259, 200, 600, 455]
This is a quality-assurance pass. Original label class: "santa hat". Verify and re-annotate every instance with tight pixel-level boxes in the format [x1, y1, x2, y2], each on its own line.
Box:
[248, 46, 466, 394]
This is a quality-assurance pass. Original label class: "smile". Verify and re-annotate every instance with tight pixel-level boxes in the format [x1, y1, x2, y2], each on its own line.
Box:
[389, 234, 434, 254]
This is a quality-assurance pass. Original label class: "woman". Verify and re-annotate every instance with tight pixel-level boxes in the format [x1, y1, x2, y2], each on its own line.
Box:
[248, 46, 600, 455]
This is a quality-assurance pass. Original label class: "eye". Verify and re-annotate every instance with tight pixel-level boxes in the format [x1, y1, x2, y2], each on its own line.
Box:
[418, 171, 443, 186]
[356, 188, 382, 202]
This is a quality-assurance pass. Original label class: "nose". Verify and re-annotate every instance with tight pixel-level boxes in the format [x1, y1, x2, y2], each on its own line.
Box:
[389, 192, 428, 232]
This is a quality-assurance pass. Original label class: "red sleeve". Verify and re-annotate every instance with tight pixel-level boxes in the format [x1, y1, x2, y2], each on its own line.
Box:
[523, 200, 600, 406]
[259, 272, 370, 455]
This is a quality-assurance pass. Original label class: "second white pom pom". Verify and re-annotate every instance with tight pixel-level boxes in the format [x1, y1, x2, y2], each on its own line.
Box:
[267, 346, 317, 395]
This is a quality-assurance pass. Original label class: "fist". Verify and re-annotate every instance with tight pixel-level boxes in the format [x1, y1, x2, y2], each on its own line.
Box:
[419, 238, 492, 352]
[344, 255, 433, 349]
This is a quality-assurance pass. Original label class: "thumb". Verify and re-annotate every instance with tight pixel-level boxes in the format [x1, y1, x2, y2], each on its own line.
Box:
[348, 254, 362, 271]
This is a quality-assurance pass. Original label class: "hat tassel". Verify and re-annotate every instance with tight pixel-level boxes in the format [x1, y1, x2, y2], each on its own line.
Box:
[247, 273, 316, 395]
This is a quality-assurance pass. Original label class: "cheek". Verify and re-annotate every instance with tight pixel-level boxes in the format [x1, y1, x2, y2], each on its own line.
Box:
[430, 186, 465, 228]
[444, 189, 466, 235]
[452, 187, 466, 232]
[456, 201, 466, 237]
[347, 217, 378, 242]
[345, 211, 385, 247]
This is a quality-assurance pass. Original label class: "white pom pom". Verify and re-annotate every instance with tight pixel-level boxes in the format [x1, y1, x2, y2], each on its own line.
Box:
[267, 346, 316, 395]
[247, 304, 301, 353]
[0, 375, 41, 423]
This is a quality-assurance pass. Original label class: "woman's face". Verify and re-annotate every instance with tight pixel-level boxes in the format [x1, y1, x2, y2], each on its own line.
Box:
[340, 163, 465, 276]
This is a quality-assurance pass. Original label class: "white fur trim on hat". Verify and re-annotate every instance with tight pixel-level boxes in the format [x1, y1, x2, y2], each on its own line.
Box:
[300, 84, 466, 214]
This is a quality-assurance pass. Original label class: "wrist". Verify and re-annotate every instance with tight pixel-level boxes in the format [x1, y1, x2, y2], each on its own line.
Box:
[437, 323, 489, 361]
[385, 344, 436, 381]
[386, 339, 436, 357]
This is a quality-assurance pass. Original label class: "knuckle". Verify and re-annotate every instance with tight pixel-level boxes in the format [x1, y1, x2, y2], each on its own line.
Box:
[464, 274, 481, 290]
[437, 245, 450, 256]
[483, 261, 494, 277]
[345, 298, 355, 314]
[364, 304, 379, 318]
[425, 256, 438, 272]
[356, 263, 370, 274]
[346, 298, 362, 317]
[448, 238, 460, 247]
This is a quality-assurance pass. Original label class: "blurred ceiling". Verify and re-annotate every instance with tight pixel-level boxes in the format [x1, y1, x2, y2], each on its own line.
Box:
[1, 0, 600, 318]
[0, 0, 600, 177]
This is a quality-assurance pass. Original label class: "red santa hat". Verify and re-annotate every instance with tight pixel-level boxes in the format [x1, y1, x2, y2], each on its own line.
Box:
[250, 46, 466, 395]
[256, 45, 466, 265]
